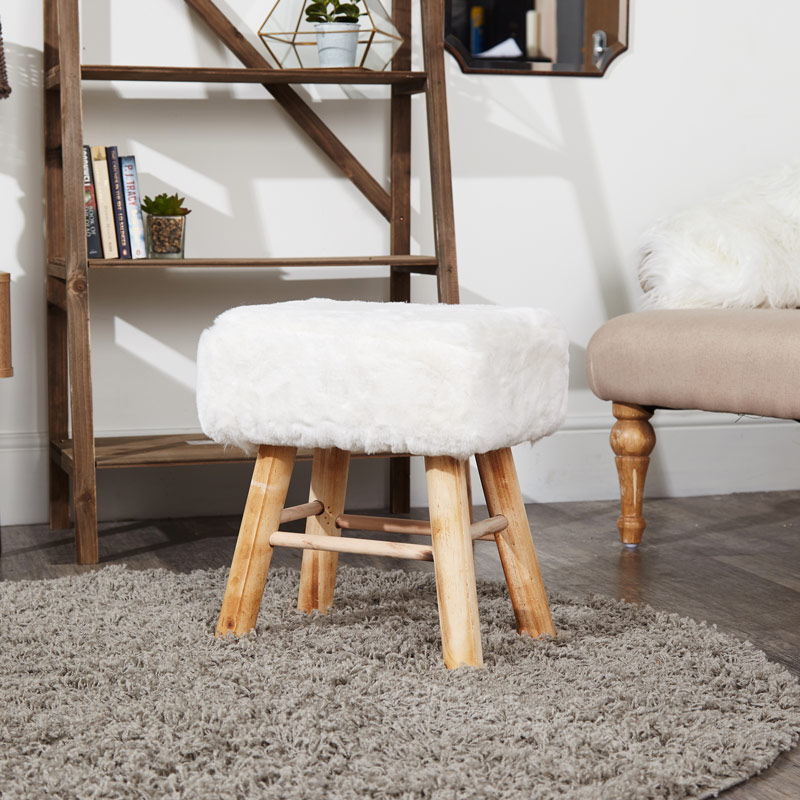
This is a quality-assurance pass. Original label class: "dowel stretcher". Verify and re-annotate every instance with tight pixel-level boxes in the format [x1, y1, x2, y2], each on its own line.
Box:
[280, 500, 323, 524]
[270, 530, 434, 561]
[335, 512, 508, 541]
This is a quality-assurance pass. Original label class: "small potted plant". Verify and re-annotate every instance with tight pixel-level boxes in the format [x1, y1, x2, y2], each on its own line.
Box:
[141, 192, 191, 259]
[305, 0, 363, 68]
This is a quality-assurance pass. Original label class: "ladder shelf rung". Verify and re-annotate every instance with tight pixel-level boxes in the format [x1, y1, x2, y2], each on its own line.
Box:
[45, 64, 427, 94]
[86, 256, 438, 272]
[50, 435, 410, 472]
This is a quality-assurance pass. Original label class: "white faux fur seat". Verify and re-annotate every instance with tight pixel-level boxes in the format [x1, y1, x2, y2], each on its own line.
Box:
[197, 299, 569, 459]
[198, 299, 569, 670]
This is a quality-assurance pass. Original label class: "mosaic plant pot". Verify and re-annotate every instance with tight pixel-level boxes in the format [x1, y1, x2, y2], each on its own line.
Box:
[145, 215, 186, 259]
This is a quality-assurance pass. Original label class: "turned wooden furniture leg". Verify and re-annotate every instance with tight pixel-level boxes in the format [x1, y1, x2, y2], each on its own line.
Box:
[297, 447, 351, 614]
[610, 402, 656, 547]
[425, 455, 482, 669]
[475, 448, 555, 638]
[216, 445, 296, 636]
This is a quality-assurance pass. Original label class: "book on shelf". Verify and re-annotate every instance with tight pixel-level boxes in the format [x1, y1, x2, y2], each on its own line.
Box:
[81, 145, 103, 258]
[119, 155, 146, 259]
[105, 146, 132, 259]
[90, 146, 118, 259]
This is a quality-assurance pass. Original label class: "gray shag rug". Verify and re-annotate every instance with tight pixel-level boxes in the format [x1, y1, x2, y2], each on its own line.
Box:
[1, 566, 798, 800]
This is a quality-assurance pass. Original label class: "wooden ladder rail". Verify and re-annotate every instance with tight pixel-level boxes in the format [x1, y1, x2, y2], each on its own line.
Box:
[421, 0, 459, 306]
[46, 0, 99, 564]
[389, 0, 413, 513]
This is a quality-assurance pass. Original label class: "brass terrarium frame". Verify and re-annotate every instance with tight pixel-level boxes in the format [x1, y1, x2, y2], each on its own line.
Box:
[258, 0, 402, 70]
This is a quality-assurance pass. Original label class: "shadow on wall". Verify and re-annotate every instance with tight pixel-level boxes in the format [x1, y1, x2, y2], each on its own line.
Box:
[77, 85, 396, 431]
[447, 72, 632, 321]
[0, 40, 46, 428]
[89, 271, 391, 431]
[0, 40, 42, 276]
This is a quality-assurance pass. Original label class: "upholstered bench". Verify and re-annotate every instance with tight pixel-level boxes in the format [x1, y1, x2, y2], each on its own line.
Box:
[587, 308, 800, 546]
[197, 299, 569, 668]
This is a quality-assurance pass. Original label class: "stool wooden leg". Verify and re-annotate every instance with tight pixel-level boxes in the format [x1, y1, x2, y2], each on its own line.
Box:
[475, 448, 555, 638]
[425, 456, 483, 669]
[298, 447, 351, 614]
[216, 445, 296, 637]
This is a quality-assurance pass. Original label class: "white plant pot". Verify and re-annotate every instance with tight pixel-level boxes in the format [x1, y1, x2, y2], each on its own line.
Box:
[314, 22, 360, 68]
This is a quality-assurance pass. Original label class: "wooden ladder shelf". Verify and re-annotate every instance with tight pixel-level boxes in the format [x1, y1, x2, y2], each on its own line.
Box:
[44, 0, 460, 564]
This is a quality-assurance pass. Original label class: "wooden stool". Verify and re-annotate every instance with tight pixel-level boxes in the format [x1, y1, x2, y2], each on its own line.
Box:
[197, 299, 569, 668]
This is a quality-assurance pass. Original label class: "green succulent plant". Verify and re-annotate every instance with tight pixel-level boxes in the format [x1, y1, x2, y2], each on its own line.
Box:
[305, 0, 363, 25]
[141, 192, 192, 216]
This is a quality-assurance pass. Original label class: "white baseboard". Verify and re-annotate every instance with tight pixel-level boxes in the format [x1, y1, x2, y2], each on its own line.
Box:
[1, 413, 797, 525]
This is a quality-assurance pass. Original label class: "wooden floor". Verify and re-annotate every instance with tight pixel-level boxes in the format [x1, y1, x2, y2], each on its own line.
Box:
[1, 489, 798, 799]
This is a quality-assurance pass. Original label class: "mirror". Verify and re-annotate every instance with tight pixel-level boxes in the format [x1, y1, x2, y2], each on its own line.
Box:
[444, 0, 629, 76]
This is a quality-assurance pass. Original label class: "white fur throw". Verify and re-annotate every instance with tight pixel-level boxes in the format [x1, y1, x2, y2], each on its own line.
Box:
[639, 162, 800, 309]
[196, 299, 569, 459]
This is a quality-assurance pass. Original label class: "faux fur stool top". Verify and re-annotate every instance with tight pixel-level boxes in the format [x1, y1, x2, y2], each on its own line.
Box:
[196, 299, 569, 459]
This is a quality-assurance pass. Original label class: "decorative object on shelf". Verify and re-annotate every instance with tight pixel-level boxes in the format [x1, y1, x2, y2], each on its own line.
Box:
[0, 18, 11, 99]
[0, 272, 12, 378]
[305, 1, 363, 68]
[141, 193, 191, 260]
[259, 0, 402, 71]
[469, 6, 484, 55]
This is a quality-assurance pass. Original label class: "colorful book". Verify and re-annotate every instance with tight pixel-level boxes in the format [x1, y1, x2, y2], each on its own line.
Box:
[105, 146, 131, 259]
[81, 145, 103, 258]
[119, 155, 146, 259]
[90, 146, 118, 259]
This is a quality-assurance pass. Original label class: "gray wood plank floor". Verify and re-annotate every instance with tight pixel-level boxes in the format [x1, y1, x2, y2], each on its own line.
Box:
[1, 489, 798, 799]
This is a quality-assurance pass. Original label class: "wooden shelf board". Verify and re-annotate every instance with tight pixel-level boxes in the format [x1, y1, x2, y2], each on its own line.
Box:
[51, 435, 406, 472]
[86, 255, 438, 272]
[45, 65, 427, 94]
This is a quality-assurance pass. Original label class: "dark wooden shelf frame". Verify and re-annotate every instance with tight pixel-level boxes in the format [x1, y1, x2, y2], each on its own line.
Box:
[45, 0, 461, 564]
[45, 64, 427, 93]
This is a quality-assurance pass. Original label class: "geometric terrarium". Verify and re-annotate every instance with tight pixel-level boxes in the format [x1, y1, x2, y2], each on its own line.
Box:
[258, 0, 403, 70]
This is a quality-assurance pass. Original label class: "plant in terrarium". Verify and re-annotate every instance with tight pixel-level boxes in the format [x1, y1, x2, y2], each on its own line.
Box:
[141, 193, 191, 259]
[304, 0, 363, 24]
[304, 0, 364, 67]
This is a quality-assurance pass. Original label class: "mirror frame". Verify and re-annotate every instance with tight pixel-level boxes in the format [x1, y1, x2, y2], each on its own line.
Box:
[443, 1, 629, 77]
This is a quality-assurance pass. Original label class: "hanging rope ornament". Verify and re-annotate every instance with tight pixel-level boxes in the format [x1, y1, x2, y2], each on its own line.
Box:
[0, 18, 12, 100]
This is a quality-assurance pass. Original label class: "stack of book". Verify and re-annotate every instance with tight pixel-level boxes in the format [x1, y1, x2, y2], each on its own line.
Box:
[82, 145, 146, 259]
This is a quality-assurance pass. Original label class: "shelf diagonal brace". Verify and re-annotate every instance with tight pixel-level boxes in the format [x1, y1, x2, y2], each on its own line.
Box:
[183, 0, 391, 221]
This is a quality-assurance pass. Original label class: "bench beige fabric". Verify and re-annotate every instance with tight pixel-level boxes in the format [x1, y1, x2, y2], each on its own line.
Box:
[587, 309, 800, 421]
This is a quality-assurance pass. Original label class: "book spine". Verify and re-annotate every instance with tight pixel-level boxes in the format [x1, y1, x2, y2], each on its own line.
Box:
[90, 146, 118, 259]
[106, 146, 131, 259]
[82, 145, 103, 259]
[119, 156, 146, 259]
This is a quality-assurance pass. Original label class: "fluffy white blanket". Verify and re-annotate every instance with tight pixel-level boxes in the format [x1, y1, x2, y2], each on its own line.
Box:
[196, 299, 569, 459]
[639, 162, 800, 309]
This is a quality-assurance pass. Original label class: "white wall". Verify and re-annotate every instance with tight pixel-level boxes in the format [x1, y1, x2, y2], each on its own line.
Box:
[0, 0, 798, 526]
